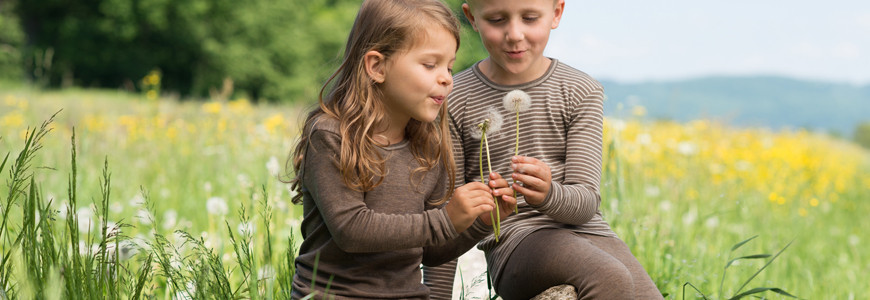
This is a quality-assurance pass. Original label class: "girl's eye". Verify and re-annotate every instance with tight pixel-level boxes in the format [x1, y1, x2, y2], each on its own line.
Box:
[448, 68, 454, 74]
[424, 64, 435, 69]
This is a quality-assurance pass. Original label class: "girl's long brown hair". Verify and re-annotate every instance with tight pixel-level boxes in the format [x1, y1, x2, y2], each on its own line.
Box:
[287, 0, 459, 206]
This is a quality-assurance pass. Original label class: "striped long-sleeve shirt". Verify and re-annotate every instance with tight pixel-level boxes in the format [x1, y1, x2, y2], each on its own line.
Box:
[424, 59, 617, 298]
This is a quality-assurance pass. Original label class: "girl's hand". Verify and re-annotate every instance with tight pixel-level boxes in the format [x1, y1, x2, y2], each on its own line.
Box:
[480, 172, 517, 226]
[445, 182, 494, 233]
[510, 155, 552, 206]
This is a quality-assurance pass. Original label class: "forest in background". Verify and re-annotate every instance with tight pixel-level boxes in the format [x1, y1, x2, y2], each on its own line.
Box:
[0, 0, 487, 102]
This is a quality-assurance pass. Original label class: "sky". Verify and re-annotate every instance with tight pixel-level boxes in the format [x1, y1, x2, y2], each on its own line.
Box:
[546, 0, 870, 85]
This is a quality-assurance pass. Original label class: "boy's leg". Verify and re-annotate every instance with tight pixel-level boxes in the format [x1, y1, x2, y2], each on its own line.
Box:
[495, 229, 634, 300]
[423, 260, 458, 300]
[586, 234, 664, 299]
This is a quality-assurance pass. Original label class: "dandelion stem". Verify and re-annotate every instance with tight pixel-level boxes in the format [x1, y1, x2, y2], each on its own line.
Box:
[478, 120, 500, 241]
[512, 106, 520, 213]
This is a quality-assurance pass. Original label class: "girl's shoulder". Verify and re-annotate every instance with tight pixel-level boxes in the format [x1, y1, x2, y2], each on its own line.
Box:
[308, 114, 341, 136]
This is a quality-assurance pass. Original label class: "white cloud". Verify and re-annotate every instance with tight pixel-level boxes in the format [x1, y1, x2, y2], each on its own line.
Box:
[832, 43, 861, 59]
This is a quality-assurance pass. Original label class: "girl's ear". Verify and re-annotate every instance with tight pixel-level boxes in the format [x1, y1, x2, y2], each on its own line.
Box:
[462, 3, 480, 32]
[364, 50, 387, 83]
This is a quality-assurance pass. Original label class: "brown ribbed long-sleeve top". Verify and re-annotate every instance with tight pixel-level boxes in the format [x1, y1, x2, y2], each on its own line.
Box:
[291, 116, 492, 299]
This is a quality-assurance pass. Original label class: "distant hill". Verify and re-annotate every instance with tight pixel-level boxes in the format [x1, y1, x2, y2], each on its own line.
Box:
[599, 76, 870, 136]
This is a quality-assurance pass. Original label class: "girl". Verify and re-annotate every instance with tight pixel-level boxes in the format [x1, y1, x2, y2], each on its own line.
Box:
[287, 0, 516, 299]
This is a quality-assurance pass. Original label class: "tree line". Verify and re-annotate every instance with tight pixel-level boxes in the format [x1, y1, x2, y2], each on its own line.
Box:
[0, 0, 486, 102]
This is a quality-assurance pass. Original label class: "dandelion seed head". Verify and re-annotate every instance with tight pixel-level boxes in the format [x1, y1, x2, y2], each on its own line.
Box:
[237, 221, 256, 235]
[484, 108, 503, 135]
[136, 209, 153, 225]
[129, 193, 145, 207]
[206, 197, 229, 216]
[163, 209, 178, 230]
[266, 156, 281, 177]
[502, 90, 531, 113]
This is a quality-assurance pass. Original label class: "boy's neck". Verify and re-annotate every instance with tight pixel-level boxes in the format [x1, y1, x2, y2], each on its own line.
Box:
[478, 57, 553, 86]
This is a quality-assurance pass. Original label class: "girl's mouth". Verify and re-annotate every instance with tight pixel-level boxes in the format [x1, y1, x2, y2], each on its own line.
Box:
[431, 96, 445, 105]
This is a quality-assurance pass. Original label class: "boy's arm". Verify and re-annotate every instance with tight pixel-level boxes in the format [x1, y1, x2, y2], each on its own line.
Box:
[526, 85, 605, 225]
[303, 129, 459, 252]
[422, 112, 469, 299]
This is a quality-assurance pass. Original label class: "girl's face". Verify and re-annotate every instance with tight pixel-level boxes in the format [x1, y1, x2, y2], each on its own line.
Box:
[379, 27, 456, 124]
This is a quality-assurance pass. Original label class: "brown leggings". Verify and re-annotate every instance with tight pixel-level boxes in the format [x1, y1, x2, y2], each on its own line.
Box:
[495, 229, 662, 300]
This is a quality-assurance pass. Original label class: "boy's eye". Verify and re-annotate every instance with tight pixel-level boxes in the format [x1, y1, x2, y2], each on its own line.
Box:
[486, 17, 504, 24]
[523, 16, 539, 22]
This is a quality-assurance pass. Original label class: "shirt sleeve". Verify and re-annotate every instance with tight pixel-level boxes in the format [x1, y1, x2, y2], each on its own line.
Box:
[421, 110, 470, 300]
[528, 83, 605, 226]
[302, 129, 459, 253]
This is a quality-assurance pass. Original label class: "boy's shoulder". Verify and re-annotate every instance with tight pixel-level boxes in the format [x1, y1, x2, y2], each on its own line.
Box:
[549, 60, 604, 94]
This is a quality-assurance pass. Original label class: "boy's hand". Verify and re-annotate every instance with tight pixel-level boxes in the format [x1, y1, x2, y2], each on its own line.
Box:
[479, 172, 517, 226]
[445, 182, 494, 233]
[510, 156, 552, 206]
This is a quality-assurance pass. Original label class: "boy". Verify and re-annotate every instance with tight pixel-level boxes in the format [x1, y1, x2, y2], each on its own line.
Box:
[423, 0, 663, 299]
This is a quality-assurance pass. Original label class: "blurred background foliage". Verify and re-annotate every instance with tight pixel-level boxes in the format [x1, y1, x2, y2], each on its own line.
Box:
[0, 0, 487, 102]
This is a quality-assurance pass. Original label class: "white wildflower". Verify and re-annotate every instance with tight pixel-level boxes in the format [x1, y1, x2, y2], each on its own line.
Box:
[266, 156, 281, 177]
[136, 209, 153, 225]
[206, 197, 229, 216]
[163, 209, 178, 230]
[502, 90, 532, 113]
[110, 202, 123, 214]
[636, 133, 652, 146]
[237, 221, 255, 235]
[610, 118, 627, 133]
[203, 181, 213, 193]
[258, 265, 276, 281]
[76, 207, 94, 233]
[644, 185, 661, 197]
[237, 173, 252, 188]
[58, 202, 69, 219]
[658, 200, 672, 212]
[677, 141, 697, 156]
[129, 193, 145, 207]
[704, 216, 719, 228]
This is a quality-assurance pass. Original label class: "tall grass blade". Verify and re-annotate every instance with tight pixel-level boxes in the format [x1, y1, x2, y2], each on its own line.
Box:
[727, 287, 797, 300]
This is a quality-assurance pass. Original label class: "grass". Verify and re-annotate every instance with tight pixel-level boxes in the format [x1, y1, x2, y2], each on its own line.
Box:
[2, 86, 870, 298]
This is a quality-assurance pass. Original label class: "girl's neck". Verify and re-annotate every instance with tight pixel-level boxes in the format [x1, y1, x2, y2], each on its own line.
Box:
[374, 115, 408, 145]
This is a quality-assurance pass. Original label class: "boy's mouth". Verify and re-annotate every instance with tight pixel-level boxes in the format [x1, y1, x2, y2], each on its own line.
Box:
[506, 50, 525, 59]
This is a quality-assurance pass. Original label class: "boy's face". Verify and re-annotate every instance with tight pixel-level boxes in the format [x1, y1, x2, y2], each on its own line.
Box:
[463, 0, 564, 83]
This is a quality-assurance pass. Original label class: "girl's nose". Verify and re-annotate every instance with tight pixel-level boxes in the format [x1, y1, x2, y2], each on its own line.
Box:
[438, 71, 453, 86]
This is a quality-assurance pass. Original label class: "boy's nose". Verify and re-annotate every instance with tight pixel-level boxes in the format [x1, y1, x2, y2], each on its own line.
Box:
[506, 20, 524, 42]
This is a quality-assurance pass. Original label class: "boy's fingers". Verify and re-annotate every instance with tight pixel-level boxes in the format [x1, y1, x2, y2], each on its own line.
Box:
[512, 173, 546, 190]
[512, 182, 543, 198]
[492, 187, 513, 197]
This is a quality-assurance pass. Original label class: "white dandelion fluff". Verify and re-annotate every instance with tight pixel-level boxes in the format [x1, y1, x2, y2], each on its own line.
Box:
[470, 107, 503, 140]
[266, 156, 281, 177]
[163, 209, 178, 230]
[237, 221, 256, 235]
[502, 90, 532, 113]
[206, 197, 229, 216]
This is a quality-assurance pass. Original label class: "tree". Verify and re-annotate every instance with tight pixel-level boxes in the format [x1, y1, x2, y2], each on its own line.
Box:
[854, 121, 870, 150]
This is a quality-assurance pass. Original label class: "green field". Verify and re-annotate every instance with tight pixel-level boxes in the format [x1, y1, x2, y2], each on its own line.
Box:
[2, 86, 869, 299]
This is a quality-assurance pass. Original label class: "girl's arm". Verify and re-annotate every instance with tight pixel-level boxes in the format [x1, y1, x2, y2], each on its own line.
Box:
[303, 129, 458, 253]
[421, 218, 491, 267]
[422, 111, 468, 300]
